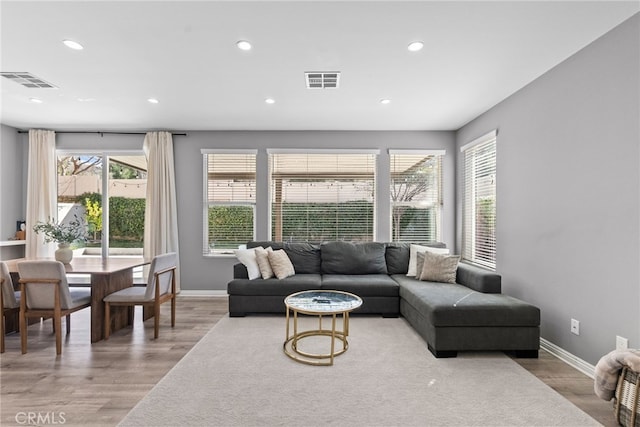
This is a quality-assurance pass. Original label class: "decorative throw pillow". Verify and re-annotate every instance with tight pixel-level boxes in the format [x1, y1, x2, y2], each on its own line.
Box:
[267, 249, 295, 279]
[234, 247, 262, 280]
[254, 246, 274, 279]
[418, 250, 460, 284]
[406, 244, 450, 277]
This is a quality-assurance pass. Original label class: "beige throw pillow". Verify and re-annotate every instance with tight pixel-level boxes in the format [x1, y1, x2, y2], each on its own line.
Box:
[418, 250, 460, 284]
[407, 244, 450, 277]
[254, 246, 274, 279]
[267, 249, 295, 279]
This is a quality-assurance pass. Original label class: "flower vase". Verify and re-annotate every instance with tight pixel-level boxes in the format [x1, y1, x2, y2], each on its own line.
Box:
[55, 243, 73, 264]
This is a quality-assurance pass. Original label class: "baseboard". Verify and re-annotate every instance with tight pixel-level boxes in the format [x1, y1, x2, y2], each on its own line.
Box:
[178, 290, 228, 297]
[540, 338, 595, 379]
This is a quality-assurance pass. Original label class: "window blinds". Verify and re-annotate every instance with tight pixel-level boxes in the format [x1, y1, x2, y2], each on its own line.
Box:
[389, 152, 443, 243]
[202, 151, 256, 254]
[269, 152, 376, 242]
[462, 132, 497, 270]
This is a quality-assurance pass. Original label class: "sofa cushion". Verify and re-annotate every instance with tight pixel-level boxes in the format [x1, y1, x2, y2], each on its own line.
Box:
[384, 242, 447, 275]
[321, 241, 387, 274]
[407, 244, 450, 277]
[248, 241, 321, 274]
[254, 246, 274, 279]
[321, 274, 399, 297]
[395, 275, 540, 327]
[283, 242, 321, 274]
[417, 251, 460, 284]
[268, 249, 295, 279]
[234, 248, 261, 280]
[228, 274, 322, 296]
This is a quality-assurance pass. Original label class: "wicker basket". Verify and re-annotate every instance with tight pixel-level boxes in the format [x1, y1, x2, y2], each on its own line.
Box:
[615, 367, 640, 427]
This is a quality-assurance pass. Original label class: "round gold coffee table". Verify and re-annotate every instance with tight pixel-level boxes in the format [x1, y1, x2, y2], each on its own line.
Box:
[284, 290, 362, 366]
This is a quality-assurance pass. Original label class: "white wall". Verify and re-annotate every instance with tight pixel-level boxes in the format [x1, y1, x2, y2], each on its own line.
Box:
[456, 14, 640, 365]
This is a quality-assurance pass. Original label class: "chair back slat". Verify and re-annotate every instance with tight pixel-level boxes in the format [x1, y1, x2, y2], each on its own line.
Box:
[1, 262, 18, 309]
[17, 261, 71, 309]
[144, 253, 177, 300]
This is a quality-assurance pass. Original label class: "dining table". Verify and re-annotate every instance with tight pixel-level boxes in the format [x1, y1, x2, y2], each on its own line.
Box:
[5, 256, 150, 342]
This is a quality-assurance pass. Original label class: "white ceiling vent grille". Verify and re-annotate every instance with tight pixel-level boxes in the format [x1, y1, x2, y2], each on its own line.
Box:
[1, 72, 58, 88]
[305, 72, 340, 89]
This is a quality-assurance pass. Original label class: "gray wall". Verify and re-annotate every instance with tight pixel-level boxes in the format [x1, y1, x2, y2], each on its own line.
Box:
[0, 124, 26, 239]
[455, 14, 640, 365]
[53, 130, 456, 292]
[175, 131, 455, 292]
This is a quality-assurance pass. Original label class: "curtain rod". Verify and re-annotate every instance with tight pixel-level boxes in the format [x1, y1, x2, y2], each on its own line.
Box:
[17, 130, 187, 136]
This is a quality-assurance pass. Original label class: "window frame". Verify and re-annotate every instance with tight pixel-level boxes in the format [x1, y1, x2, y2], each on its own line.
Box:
[201, 149, 257, 256]
[389, 149, 445, 244]
[267, 149, 379, 242]
[460, 130, 497, 270]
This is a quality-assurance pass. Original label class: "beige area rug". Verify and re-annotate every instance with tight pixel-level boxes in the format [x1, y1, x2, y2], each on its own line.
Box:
[120, 315, 599, 427]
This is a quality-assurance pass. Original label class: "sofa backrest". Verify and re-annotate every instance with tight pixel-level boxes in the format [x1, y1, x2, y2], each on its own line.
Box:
[247, 241, 321, 274]
[320, 241, 387, 274]
[242, 240, 450, 277]
[383, 242, 447, 275]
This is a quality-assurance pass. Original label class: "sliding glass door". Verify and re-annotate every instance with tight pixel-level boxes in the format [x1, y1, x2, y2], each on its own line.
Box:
[56, 152, 147, 256]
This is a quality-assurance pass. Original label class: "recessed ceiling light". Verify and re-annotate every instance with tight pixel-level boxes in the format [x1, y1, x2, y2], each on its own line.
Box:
[407, 41, 424, 52]
[380, 99, 391, 105]
[63, 39, 84, 50]
[236, 40, 252, 51]
[265, 98, 275, 104]
[29, 97, 43, 103]
[147, 98, 159, 104]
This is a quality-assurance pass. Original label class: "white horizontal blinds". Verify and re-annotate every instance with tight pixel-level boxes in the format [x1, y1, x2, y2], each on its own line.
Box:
[390, 152, 443, 243]
[462, 133, 497, 270]
[203, 152, 256, 254]
[269, 152, 376, 242]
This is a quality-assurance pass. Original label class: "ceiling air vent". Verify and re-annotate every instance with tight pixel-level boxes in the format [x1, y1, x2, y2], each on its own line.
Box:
[1, 72, 58, 88]
[305, 72, 340, 89]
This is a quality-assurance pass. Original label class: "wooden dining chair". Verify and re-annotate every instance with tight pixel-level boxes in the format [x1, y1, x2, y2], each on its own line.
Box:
[17, 260, 91, 355]
[1, 261, 20, 353]
[103, 252, 177, 340]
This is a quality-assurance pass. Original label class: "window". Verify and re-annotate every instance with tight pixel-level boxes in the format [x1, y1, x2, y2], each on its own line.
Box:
[461, 131, 497, 270]
[389, 151, 443, 243]
[202, 150, 256, 255]
[269, 150, 377, 242]
[57, 152, 147, 257]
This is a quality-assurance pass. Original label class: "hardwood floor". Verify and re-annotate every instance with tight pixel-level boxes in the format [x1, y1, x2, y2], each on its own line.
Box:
[1, 296, 616, 426]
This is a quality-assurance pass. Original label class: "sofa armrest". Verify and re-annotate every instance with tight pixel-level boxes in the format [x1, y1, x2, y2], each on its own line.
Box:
[456, 262, 501, 293]
[234, 263, 249, 279]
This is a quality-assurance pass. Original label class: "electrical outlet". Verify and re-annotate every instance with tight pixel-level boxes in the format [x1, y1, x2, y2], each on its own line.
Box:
[570, 319, 580, 335]
[616, 336, 628, 350]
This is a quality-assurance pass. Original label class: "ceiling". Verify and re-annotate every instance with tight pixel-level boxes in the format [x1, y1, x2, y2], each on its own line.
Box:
[1, 1, 638, 132]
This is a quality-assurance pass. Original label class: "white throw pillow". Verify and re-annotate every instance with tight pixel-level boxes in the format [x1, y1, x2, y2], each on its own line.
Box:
[234, 247, 262, 280]
[406, 244, 450, 277]
[267, 249, 295, 279]
[254, 246, 274, 279]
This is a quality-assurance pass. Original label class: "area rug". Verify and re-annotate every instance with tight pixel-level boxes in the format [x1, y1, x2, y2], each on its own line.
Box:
[120, 315, 598, 426]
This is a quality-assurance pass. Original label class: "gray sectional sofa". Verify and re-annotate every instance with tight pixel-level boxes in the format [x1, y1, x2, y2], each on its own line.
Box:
[227, 241, 540, 358]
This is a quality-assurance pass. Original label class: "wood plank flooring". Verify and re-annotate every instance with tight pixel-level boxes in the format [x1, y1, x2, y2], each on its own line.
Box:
[1, 296, 616, 426]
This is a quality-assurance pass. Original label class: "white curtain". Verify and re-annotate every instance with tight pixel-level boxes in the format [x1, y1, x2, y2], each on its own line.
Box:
[26, 129, 57, 258]
[143, 131, 181, 291]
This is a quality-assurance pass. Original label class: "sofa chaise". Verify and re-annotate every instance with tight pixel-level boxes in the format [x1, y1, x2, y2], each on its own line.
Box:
[227, 241, 540, 358]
